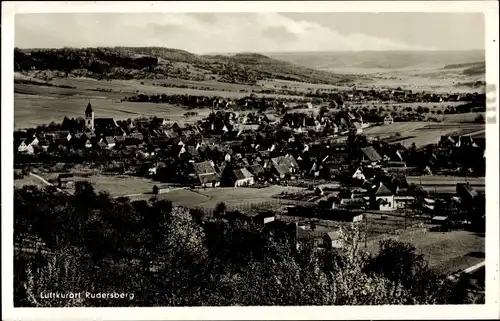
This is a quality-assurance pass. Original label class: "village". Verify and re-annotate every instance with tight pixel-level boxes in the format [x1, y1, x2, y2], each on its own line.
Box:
[13, 95, 486, 262]
[10, 8, 495, 310]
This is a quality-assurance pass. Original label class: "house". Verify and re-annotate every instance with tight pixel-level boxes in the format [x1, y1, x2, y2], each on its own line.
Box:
[220, 163, 254, 187]
[350, 122, 363, 134]
[296, 227, 320, 249]
[373, 182, 395, 211]
[456, 183, 478, 203]
[394, 196, 415, 209]
[152, 185, 170, 194]
[83, 139, 93, 149]
[38, 139, 50, 151]
[271, 155, 299, 179]
[192, 161, 220, 187]
[247, 164, 265, 179]
[232, 168, 254, 187]
[360, 146, 382, 164]
[432, 216, 449, 225]
[384, 115, 394, 125]
[423, 198, 436, 211]
[94, 118, 119, 132]
[100, 136, 116, 149]
[323, 230, 342, 250]
[252, 211, 275, 225]
[17, 140, 33, 154]
[352, 167, 366, 181]
[57, 173, 74, 189]
[328, 210, 364, 222]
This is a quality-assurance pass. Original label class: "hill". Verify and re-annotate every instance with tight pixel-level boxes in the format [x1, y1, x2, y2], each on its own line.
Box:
[14, 47, 349, 86]
[266, 50, 485, 72]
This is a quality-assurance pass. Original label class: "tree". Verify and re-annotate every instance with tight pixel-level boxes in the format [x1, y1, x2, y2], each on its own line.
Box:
[363, 239, 454, 304]
[214, 202, 227, 218]
[23, 247, 93, 307]
[474, 114, 485, 123]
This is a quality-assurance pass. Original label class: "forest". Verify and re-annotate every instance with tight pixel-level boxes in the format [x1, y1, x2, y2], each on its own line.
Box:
[14, 182, 482, 307]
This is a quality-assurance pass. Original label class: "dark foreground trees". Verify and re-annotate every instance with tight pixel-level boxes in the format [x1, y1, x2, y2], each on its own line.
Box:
[15, 183, 481, 306]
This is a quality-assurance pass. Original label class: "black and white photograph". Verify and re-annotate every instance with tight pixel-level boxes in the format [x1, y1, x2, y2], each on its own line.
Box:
[2, 1, 499, 320]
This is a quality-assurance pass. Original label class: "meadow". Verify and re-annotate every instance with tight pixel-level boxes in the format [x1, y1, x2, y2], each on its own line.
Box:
[130, 185, 306, 212]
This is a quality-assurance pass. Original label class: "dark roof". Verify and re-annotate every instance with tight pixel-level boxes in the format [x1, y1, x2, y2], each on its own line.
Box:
[375, 183, 394, 196]
[360, 146, 382, 162]
[297, 228, 317, 240]
[186, 145, 199, 157]
[233, 168, 254, 180]
[94, 118, 118, 128]
[53, 138, 69, 146]
[258, 150, 270, 158]
[193, 161, 216, 175]
[325, 231, 340, 241]
[104, 136, 115, 144]
[456, 183, 478, 199]
[248, 164, 265, 176]
[114, 136, 126, 143]
[38, 139, 50, 146]
[130, 132, 144, 141]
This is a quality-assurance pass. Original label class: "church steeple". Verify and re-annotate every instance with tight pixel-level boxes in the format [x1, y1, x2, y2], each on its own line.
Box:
[85, 102, 93, 116]
[85, 101, 94, 131]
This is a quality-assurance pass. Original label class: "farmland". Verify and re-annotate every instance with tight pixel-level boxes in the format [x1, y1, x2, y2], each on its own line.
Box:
[14, 93, 213, 130]
[363, 122, 485, 148]
[14, 76, 307, 130]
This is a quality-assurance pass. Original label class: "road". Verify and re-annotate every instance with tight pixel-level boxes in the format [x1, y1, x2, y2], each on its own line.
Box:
[447, 260, 485, 280]
[29, 172, 73, 195]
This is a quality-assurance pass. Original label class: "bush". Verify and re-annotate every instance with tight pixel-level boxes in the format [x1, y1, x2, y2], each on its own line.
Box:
[474, 114, 485, 123]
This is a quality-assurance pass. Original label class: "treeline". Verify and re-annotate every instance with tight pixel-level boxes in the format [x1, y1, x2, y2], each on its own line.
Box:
[15, 182, 482, 307]
[123, 93, 309, 111]
[14, 78, 76, 89]
[14, 48, 158, 74]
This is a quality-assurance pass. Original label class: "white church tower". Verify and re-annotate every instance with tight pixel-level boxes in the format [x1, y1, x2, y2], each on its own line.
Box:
[85, 102, 95, 131]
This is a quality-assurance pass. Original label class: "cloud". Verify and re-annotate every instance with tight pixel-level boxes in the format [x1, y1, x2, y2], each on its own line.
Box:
[15, 13, 433, 53]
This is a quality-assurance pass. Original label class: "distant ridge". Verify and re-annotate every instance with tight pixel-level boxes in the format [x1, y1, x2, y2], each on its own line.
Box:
[14, 46, 350, 85]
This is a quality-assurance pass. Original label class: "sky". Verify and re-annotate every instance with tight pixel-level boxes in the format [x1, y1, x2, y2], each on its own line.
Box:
[14, 12, 485, 53]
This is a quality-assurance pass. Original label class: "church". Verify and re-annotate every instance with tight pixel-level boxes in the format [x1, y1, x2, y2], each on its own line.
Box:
[85, 102, 123, 136]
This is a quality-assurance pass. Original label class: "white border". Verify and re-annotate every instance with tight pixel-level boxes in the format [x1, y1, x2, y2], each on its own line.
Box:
[2, 2, 499, 320]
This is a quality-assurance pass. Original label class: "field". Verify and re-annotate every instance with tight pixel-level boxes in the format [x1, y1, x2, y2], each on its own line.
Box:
[363, 122, 485, 148]
[14, 175, 46, 189]
[14, 93, 212, 130]
[407, 176, 485, 186]
[13, 77, 307, 129]
[129, 186, 306, 212]
[359, 210, 485, 274]
[370, 229, 485, 274]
